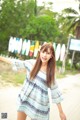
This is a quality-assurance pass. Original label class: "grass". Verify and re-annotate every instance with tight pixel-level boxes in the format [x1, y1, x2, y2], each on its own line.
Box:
[56, 67, 79, 79]
[0, 62, 26, 86]
[1, 71, 26, 84]
[0, 61, 79, 86]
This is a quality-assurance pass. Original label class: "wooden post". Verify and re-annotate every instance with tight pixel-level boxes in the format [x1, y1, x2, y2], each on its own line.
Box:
[71, 50, 76, 68]
[62, 35, 71, 73]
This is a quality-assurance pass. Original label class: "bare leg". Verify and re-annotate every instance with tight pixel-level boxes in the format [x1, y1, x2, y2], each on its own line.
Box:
[17, 111, 27, 120]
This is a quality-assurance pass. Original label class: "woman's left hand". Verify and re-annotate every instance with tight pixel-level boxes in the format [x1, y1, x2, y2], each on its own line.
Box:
[59, 112, 66, 120]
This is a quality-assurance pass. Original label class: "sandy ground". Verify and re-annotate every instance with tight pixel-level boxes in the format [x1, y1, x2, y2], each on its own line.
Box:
[0, 74, 80, 120]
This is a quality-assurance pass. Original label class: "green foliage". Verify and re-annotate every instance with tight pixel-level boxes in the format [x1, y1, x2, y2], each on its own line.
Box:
[0, 0, 60, 53]
[59, 7, 80, 38]
[25, 15, 59, 41]
[0, 0, 35, 53]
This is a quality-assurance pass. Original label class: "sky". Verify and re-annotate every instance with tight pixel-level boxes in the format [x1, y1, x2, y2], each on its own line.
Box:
[37, 0, 79, 12]
[0, 0, 79, 12]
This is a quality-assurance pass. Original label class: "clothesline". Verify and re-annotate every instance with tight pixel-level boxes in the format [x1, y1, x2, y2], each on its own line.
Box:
[8, 36, 66, 61]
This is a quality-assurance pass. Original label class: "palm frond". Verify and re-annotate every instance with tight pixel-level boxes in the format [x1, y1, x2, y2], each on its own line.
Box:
[62, 8, 79, 14]
[59, 6, 80, 37]
[68, 19, 80, 31]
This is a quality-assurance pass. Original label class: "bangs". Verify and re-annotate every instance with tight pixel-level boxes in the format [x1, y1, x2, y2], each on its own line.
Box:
[40, 43, 53, 53]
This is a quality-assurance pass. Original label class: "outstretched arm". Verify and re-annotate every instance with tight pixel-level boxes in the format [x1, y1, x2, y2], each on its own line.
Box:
[0, 56, 26, 72]
[0, 55, 24, 67]
[0, 56, 36, 71]
[0, 56, 11, 64]
[57, 103, 66, 120]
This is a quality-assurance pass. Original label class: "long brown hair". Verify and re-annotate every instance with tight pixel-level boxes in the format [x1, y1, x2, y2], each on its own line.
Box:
[30, 43, 56, 88]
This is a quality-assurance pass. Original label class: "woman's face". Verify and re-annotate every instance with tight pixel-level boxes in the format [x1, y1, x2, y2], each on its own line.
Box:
[40, 48, 52, 64]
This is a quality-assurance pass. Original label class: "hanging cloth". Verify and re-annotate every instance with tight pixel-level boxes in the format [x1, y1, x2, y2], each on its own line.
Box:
[34, 41, 39, 57]
[8, 36, 14, 52]
[21, 39, 28, 55]
[60, 44, 66, 61]
[25, 40, 30, 56]
[17, 38, 22, 54]
[14, 37, 22, 54]
[53, 42, 56, 51]
[29, 41, 35, 57]
[55, 43, 61, 61]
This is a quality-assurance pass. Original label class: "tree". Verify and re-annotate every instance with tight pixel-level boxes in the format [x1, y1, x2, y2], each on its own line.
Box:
[25, 15, 59, 42]
[59, 3, 80, 39]
[0, 0, 36, 53]
[0, 0, 61, 54]
[59, 2, 80, 69]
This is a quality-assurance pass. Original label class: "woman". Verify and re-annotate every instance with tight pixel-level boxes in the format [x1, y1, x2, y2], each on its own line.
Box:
[0, 43, 66, 120]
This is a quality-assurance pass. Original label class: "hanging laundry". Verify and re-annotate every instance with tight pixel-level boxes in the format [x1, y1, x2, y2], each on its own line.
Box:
[60, 44, 66, 61]
[34, 41, 39, 57]
[53, 42, 56, 51]
[29, 41, 35, 57]
[12, 37, 17, 53]
[8, 36, 14, 52]
[38, 45, 41, 51]
[13, 37, 20, 53]
[14, 37, 22, 54]
[17, 38, 22, 54]
[21, 39, 28, 55]
[55, 43, 61, 61]
[25, 40, 30, 56]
